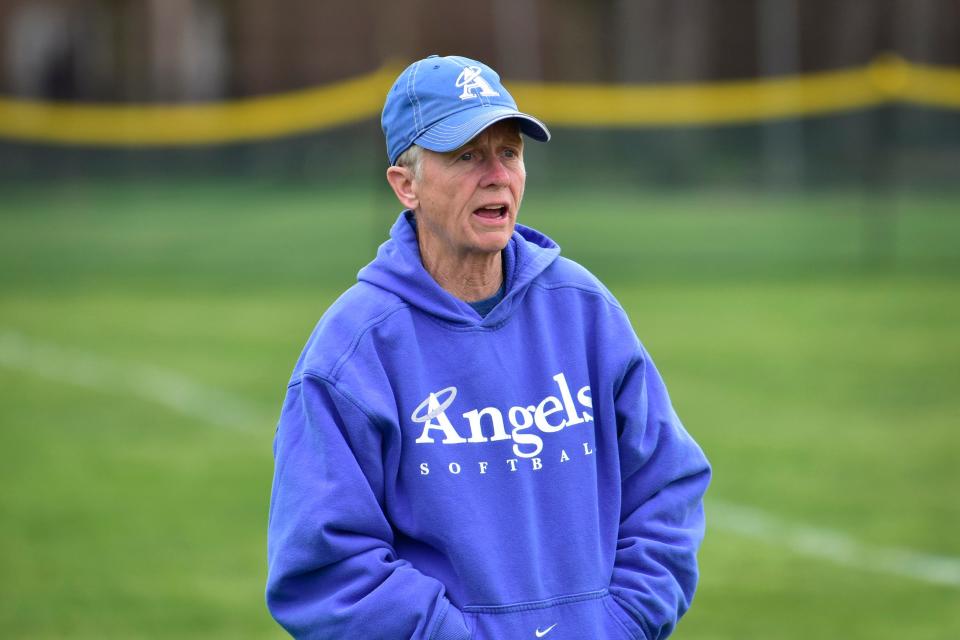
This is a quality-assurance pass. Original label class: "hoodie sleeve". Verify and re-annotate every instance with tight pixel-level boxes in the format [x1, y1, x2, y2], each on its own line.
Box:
[266, 373, 471, 640]
[608, 346, 711, 640]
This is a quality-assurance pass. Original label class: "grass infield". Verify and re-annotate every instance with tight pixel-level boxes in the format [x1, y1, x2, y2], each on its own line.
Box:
[1, 180, 958, 639]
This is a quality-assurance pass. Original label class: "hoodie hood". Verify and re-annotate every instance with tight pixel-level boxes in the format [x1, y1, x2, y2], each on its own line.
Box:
[358, 211, 561, 326]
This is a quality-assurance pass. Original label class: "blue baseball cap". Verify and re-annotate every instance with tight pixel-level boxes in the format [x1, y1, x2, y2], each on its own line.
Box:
[381, 54, 551, 165]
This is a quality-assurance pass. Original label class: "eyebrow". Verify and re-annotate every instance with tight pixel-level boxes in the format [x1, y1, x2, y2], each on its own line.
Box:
[446, 127, 523, 159]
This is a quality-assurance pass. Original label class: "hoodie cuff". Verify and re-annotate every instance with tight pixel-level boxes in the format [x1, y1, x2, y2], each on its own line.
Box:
[431, 602, 471, 640]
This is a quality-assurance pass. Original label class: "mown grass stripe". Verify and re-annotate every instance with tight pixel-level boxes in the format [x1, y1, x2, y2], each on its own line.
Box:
[0, 329, 270, 433]
[3, 328, 958, 588]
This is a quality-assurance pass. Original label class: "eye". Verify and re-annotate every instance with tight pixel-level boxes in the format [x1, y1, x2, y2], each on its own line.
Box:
[502, 148, 520, 159]
[458, 151, 474, 161]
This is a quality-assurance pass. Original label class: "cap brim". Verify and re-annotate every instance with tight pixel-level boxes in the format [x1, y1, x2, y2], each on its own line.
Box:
[413, 106, 550, 154]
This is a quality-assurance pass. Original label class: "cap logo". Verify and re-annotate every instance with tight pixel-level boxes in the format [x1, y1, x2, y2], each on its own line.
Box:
[455, 66, 501, 100]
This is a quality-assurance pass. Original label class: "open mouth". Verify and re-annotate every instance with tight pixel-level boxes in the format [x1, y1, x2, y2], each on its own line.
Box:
[474, 205, 508, 220]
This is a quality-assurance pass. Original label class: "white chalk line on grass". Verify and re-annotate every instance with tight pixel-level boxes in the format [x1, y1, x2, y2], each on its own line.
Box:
[0, 329, 271, 432]
[2, 328, 958, 588]
[710, 501, 960, 588]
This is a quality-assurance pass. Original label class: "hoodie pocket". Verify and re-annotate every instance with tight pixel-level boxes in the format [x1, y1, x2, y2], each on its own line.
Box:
[463, 589, 644, 640]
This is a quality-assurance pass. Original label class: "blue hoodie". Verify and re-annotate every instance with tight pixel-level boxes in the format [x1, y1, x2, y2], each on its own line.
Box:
[267, 212, 711, 640]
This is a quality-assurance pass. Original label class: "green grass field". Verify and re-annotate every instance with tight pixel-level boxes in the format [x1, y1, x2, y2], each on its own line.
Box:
[1, 180, 958, 639]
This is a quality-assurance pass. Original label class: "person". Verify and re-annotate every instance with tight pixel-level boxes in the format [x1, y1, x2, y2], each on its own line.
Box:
[266, 54, 711, 640]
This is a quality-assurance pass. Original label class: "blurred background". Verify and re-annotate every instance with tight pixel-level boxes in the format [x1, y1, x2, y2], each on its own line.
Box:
[1, 1, 958, 638]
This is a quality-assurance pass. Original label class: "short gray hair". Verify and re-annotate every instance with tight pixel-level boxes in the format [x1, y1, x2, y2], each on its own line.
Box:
[395, 144, 424, 179]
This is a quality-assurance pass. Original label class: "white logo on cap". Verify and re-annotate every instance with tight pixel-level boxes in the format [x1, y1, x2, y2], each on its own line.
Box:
[455, 66, 501, 100]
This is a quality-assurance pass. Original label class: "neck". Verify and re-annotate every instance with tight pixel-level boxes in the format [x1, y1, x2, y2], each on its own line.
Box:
[420, 246, 503, 302]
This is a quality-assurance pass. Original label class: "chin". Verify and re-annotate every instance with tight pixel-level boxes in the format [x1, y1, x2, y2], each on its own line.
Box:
[476, 230, 513, 254]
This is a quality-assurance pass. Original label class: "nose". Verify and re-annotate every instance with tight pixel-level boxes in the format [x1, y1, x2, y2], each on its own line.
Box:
[480, 155, 510, 188]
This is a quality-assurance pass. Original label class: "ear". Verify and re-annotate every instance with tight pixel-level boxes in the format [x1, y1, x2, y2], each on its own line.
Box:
[386, 166, 419, 210]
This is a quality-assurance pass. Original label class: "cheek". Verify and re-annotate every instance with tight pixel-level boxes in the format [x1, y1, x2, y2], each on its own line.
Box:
[514, 171, 526, 205]
[421, 185, 454, 212]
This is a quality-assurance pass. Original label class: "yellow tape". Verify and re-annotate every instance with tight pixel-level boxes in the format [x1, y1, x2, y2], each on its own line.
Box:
[0, 57, 956, 146]
[897, 61, 960, 109]
[511, 66, 883, 126]
[0, 66, 400, 146]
